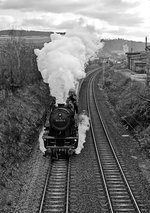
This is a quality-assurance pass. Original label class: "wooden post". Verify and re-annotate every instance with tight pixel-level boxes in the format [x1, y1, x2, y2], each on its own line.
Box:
[102, 60, 105, 88]
[146, 51, 150, 86]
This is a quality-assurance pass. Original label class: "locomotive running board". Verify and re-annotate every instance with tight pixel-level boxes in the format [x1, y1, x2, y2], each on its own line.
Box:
[42, 136, 78, 140]
[46, 146, 76, 149]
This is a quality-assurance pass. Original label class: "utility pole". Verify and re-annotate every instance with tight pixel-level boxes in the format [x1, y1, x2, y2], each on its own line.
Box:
[146, 51, 150, 86]
[145, 37, 150, 86]
[102, 59, 106, 88]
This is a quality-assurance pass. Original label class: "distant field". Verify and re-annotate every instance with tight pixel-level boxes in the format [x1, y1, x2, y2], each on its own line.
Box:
[0, 35, 51, 45]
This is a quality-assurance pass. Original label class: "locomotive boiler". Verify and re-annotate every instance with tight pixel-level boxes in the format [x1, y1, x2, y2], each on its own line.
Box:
[43, 101, 78, 158]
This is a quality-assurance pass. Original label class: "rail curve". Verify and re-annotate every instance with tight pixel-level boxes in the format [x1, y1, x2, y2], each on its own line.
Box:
[87, 71, 148, 212]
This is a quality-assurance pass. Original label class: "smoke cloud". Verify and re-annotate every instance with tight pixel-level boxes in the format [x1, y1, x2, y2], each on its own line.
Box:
[76, 112, 90, 154]
[38, 127, 46, 153]
[35, 26, 102, 154]
[34, 26, 102, 104]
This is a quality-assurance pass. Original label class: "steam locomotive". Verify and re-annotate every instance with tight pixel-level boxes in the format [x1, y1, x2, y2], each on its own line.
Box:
[43, 96, 78, 158]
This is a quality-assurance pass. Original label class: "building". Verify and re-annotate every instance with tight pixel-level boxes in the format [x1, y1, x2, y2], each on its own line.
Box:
[126, 37, 150, 74]
[126, 51, 147, 73]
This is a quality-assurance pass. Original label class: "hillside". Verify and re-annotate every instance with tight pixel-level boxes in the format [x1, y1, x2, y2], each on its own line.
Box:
[0, 30, 147, 55]
[0, 30, 65, 37]
[102, 38, 148, 55]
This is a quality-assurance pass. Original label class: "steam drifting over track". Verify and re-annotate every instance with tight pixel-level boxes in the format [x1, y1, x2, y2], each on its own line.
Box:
[34, 26, 103, 104]
[35, 26, 103, 154]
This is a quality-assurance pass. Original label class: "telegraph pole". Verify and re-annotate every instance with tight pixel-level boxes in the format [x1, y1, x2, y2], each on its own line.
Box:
[102, 59, 105, 88]
[145, 37, 150, 86]
[146, 51, 150, 86]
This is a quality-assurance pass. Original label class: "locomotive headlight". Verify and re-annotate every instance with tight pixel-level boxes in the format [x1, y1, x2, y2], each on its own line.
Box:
[74, 139, 77, 142]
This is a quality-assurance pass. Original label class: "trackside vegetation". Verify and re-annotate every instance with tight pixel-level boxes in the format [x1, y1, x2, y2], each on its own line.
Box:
[104, 68, 150, 155]
[0, 35, 51, 207]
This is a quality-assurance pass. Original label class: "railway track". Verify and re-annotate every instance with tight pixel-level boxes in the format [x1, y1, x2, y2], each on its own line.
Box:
[37, 68, 149, 213]
[87, 72, 148, 212]
[38, 158, 70, 213]
[37, 68, 101, 213]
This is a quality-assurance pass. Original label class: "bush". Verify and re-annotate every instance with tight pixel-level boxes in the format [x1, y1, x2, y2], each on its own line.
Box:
[104, 69, 150, 135]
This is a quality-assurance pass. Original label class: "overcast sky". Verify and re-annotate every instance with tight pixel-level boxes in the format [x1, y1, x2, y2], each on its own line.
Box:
[0, 0, 149, 41]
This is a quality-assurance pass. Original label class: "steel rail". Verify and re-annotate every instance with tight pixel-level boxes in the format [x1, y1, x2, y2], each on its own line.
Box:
[65, 158, 71, 213]
[87, 71, 114, 213]
[77, 66, 101, 102]
[38, 159, 71, 213]
[87, 71, 144, 212]
[38, 162, 52, 213]
[92, 72, 142, 213]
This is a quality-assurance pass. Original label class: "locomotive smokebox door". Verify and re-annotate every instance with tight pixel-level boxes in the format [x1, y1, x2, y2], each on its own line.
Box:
[43, 101, 78, 158]
[50, 107, 72, 131]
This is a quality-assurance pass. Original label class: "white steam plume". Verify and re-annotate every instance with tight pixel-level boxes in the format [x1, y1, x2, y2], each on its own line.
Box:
[39, 127, 46, 153]
[34, 26, 102, 104]
[76, 112, 90, 154]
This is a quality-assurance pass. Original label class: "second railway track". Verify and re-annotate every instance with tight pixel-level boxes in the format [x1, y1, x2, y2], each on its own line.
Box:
[87, 71, 148, 212]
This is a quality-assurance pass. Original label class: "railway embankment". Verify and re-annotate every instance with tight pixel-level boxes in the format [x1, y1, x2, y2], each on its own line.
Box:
[0, 81, 51, 212]
[0, 38, 52, 212]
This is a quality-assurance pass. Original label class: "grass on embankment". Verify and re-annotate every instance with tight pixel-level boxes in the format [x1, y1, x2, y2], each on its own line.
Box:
[104, 68, 150, 154]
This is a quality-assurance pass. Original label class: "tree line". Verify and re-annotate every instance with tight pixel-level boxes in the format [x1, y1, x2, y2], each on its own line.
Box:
[0, 34, 42, 95]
